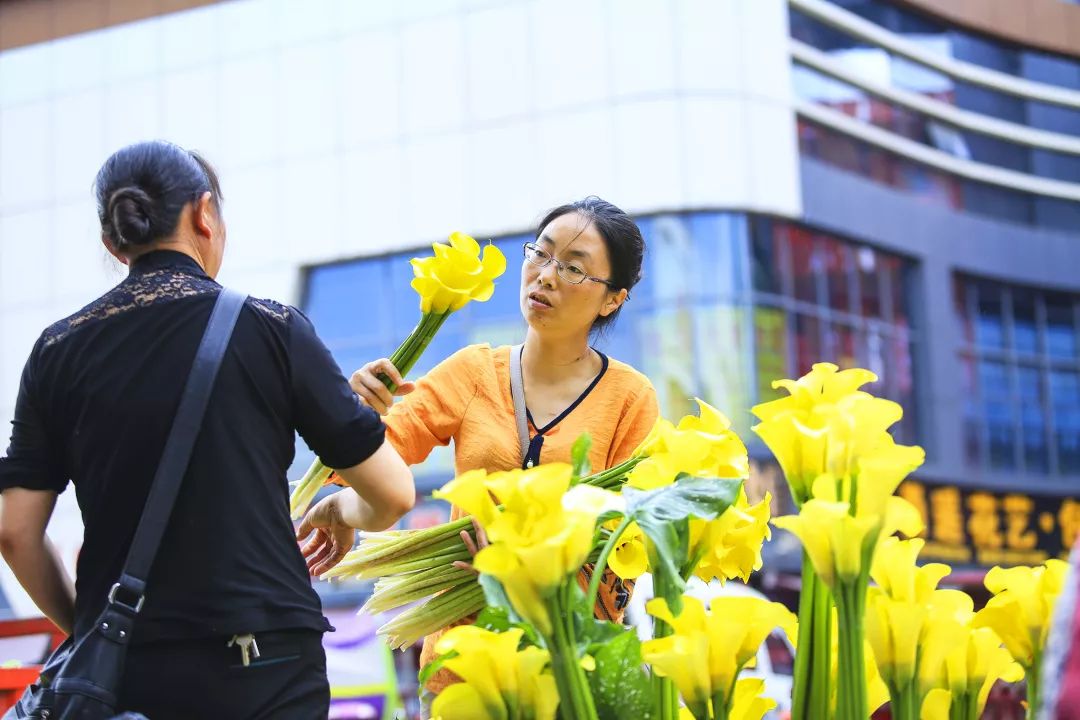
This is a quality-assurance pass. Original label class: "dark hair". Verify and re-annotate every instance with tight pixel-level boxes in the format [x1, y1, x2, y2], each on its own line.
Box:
[94, 140, 223, 250]
[535, 196, 645, 333]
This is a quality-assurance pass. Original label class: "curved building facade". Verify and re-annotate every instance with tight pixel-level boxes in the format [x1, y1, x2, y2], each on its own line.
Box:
[0, 0, 1075, 619]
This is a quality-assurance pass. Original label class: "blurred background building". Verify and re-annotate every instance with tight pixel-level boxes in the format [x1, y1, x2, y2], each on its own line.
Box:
[0, 0, 1077, 667]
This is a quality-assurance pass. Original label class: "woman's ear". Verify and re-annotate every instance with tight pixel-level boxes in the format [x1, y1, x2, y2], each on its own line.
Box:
[101, 235, 128, 265]
[599, 287, 628, 317]
[192, 191, 217, 241]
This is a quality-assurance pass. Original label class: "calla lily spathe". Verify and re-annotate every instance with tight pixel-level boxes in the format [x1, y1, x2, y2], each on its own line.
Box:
[689, 488, 772, 584]
[628, 399, 749, 490]
[641, 594, 796, 719]
[451, 464, 621, 635]
[431, 626, 559, 720]
[411, 231, 507, 313]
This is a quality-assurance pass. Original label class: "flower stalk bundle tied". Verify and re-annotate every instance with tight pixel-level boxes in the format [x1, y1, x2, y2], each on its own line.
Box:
[289, 232, 506, 519]
[325, 400, 750, 650]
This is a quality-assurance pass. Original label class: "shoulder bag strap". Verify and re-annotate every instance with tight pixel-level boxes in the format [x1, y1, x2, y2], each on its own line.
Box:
[509, 344, 530, 467]
[109, 288, 247, 611]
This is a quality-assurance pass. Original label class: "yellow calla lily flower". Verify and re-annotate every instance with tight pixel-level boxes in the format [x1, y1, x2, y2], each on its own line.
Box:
[689, 488, 772, 584]
[642, 595, 796, 716]
[432, 468, 499, 528]
[604, 519, 648, 580]
[772, 497, 877, 589]
[972, 559, 1069, 670]
[628, 400, 749, 489]
[410, 231, 507, 314]
[729, 677, 778, 720]
[431, 626, 558, 720]
[751, 364, 924, 508]
[458, 464, 620, 636]
[871, 537, 951, 605]
[942, 624, 1024, 717]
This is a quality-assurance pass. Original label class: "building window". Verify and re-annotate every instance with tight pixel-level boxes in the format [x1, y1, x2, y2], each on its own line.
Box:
[954, 275, 1080, 477]
[750, 218, 921, 445]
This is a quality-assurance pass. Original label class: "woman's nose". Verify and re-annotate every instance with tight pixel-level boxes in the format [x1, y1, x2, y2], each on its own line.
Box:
[537, 259, 559, 286]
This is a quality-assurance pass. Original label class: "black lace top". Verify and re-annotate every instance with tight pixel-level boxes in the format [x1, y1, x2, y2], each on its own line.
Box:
[0, 250, 385, 642]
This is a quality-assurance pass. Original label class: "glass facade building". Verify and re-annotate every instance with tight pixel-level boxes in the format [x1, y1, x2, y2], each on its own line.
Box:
[302, 213, 923, 505]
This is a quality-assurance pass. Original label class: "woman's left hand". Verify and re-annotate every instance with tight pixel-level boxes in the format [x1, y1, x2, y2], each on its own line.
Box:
[297, 494, 356, 576]
[452, 518, 489, 575]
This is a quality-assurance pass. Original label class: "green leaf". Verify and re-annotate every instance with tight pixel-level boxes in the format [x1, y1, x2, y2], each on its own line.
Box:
[474, 606, 512, 633]
[418, 649, 457, 686]
[475, 605, 542, 647]
[640, 516, 690, 612]
[625, 476, 744, 613]
[588, 629, 655, 720]
[478, 574, 519, 620]
[622, 475, 743, 522]
[571, 432, 593, 482]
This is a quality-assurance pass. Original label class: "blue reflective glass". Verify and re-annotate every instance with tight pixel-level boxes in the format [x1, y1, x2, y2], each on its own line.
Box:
[975, 283, 1006, 350]
[980, 360, 1016, 469]
[305, 260, 392, 347]
[1051, 371, 1080, 475]
[1018, 366, 1048, 473]
[1046, 295, 1078, 360]
[1012, 289, 1039, 355]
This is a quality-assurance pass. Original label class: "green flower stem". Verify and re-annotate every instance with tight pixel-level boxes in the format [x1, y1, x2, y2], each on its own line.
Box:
[835, 582, 868, 720]
[349, 518, 473, 566]
[544, 592, 598, 720]
[651, 573, 681, 720]
[381, 582, 486, 650]
[1027, 654, 1041, 720]
[791, 556, 833, 720]
[386, 313, 432, 368]
[710, 677, 737, 720]
[363, 570, 474, 613]
[585, 516, 632, 611]
[395, 312, 451, 381]
[291, 310, 451, 516]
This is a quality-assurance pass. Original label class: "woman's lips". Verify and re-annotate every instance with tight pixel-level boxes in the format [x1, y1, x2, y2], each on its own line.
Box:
[528, 292, 553, 309]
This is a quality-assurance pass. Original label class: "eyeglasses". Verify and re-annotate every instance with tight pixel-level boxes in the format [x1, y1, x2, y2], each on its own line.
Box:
[523, 242, 617, 288]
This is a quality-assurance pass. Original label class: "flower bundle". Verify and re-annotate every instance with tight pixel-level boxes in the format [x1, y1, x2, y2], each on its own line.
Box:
[422, 421, 781, 720]
[289, 232, 506, 519]
[327, 400, 754, 651]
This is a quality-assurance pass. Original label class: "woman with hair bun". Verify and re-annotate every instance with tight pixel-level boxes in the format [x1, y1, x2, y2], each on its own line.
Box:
[0, 140, 415, 719]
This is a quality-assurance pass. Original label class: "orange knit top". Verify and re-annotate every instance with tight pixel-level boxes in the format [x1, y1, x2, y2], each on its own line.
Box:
[381, 344, 659, 695]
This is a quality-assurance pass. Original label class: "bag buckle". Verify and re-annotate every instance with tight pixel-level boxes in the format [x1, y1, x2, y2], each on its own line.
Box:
[108, 583, 145, 613]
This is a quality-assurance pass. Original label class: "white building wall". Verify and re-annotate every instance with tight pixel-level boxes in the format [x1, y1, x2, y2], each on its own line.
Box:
[0, 0, 799, 616]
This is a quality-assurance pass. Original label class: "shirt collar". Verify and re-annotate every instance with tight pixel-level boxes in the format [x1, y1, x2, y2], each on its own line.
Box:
[129, 250, 212, 279]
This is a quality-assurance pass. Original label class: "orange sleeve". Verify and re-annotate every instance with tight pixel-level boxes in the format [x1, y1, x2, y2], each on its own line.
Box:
[606, 383, 660, 467]
[383, 346, 482, 466]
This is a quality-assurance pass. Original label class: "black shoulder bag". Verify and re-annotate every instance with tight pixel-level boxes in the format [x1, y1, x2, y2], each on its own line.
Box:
[5, 288, 247, 720]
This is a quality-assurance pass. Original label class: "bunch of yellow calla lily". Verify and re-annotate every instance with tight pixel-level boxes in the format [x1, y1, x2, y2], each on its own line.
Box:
[447, 464, 621, 636]
[627, 399, 750, 490]
[688, 488, 772, 585]
[971, 559, 1069, 719]
[289, 231, 507, 519]
[641, 594, 796, 720]
[327, 399, 752, 651]
[862, 537, 972, 719]
[758, 363, 925, 720]
[411, 231, 507, 314]
[436, 463, 620, 719]
[429, 626, 559, 720]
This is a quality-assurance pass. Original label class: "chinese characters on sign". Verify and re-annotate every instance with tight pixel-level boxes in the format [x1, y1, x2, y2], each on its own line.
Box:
[899, 479, 1079, 566]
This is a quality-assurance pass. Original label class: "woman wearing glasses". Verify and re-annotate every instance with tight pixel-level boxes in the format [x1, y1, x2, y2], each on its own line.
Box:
[301, 196, 658, 708]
